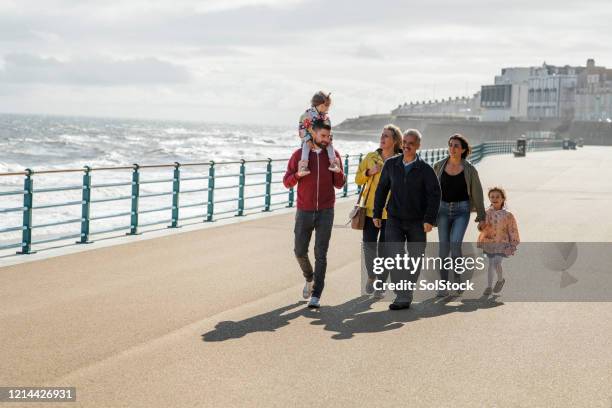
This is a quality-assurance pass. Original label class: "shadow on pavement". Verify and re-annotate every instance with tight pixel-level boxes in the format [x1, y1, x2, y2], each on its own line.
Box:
[201, 295, 503, 342]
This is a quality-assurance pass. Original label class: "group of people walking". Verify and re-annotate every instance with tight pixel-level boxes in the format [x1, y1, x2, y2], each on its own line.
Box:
[283, 91, 520, 310]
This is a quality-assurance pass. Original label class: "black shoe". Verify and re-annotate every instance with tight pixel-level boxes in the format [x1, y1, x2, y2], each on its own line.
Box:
[389, 301, 411, 310]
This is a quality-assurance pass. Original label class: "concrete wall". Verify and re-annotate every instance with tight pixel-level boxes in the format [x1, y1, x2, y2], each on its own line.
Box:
[336, 115, 612, 147]
[336, 115, 567, 148]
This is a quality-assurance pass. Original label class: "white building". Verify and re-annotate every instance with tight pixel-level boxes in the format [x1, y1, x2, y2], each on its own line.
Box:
[575, 58, 612, 121]
[391, 94, 480, 118]
[480, 68, 530, 121]
[527, 64, 580, 120]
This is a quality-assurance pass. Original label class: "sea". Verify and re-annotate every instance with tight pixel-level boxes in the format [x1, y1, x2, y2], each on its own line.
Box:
[0, 113, 379, 250]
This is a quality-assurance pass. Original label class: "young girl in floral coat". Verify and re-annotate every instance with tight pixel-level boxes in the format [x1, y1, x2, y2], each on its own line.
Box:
[297, 91, 341, 176]
[478, 186, 520, 295]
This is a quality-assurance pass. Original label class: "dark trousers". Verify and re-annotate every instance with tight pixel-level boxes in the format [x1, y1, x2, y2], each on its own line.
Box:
[294, 208, 334, 298]
[384, 216, 426, 302]
[362, 216, 387, 282]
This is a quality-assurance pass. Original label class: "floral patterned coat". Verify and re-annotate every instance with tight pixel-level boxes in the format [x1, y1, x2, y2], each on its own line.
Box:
[298, 107, 330, 141]
[477, 207, 520, 256]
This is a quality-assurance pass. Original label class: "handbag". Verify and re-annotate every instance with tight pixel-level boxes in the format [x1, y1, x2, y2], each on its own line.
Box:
[349, 179, 373, 230]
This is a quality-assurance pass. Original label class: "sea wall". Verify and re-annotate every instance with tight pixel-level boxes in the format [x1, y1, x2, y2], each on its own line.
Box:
[336, 115, 612, 148]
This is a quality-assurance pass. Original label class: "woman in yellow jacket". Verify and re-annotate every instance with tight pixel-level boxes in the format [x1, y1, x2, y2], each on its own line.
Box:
[355, 124, 403, 297]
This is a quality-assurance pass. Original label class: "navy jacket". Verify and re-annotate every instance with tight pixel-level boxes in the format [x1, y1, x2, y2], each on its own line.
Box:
[373, 154, 441, 225]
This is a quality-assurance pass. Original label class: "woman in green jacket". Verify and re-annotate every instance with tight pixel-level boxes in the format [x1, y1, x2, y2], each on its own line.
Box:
[355, 124, 402, 296]
[433, 134, 486, 296]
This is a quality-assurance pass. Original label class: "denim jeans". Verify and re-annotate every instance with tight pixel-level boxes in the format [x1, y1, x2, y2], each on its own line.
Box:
[362, 216, 387, 281]
[437, 200, 470, 284]
[384, 216, 426, 302]
[294, 208, 334, 298]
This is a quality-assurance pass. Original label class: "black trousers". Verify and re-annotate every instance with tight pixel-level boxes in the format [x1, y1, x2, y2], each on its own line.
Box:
[294, 208, 334, 298]
[384, 216, 426, 302]
[362, 216, 387, 283]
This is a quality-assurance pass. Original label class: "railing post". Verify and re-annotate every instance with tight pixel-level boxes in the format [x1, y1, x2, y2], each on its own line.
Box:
[264, 158, 272, 212]
[17, 168, 34, 254]
[207, 161, 215, 221]
[343, 154, 349, 197]
[128, 164, 140, 235]
[237, 159, 245, 216]
[169, 162, 180, 228]
[357, 153, 363, 194]
[288, 188, 294, 208]
[78, 166, 92, 244]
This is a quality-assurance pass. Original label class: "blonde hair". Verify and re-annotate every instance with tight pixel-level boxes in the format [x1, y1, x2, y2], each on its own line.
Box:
[382, 124, 403, 153]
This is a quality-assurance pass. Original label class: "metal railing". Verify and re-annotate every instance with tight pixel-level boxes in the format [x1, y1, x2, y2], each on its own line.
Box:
[0, 139, 563, 255]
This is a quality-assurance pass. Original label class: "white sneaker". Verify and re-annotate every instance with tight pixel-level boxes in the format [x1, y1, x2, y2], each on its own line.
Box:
[302, 281, 313, 299]
[308, 296, 320, 308]
[373, 289, 385, 300]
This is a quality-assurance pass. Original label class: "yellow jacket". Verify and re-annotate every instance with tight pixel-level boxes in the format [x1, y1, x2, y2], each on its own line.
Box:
[354, 150, 390, 219]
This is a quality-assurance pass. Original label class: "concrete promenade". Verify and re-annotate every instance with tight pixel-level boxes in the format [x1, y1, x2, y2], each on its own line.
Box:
[1, 147, 611, 407]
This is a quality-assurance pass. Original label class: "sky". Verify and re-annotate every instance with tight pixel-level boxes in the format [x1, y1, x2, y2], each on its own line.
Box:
[1, 0, 611, 125]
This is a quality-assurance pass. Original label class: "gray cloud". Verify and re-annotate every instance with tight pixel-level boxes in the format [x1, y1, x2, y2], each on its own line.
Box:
[0, 0, 611, 124]
[0, 53, 192, 85]
[349, 44, 384, 60]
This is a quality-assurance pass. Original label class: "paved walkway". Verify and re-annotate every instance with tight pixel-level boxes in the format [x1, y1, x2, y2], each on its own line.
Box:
[1, 147, 611, 407]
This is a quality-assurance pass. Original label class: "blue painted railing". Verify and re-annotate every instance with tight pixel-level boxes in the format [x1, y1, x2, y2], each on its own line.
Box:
[0, 139, 563, 255]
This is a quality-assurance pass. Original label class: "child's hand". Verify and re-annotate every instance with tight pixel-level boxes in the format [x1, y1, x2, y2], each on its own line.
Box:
[477, 220, 486, 231]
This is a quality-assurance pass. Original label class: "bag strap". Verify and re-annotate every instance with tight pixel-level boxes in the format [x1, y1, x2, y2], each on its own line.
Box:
[359, 178, 373, 207]
[354, 181, 366, 205]
[357, 153, 383, 207]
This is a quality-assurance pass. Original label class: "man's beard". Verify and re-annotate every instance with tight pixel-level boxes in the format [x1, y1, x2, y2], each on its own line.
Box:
[314, 141, 328, 149]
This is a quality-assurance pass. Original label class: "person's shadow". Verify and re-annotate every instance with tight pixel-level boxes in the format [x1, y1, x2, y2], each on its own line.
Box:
[202, 301, 308, 342]
[201, 295, 504, 342]
[308, 294, 504, 340]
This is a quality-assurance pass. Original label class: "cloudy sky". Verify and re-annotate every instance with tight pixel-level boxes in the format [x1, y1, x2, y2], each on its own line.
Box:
[1, 0, 610, 125]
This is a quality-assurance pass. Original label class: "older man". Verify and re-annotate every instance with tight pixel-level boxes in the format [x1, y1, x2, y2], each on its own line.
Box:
[373, 129, 441, 310]
[283, 119, 346, 308]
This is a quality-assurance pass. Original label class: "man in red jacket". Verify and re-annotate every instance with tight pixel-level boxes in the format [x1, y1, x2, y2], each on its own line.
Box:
[283, 119, 346, 308]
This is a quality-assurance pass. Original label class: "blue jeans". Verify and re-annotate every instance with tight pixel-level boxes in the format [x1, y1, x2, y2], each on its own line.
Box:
[437, 200, 470, 284]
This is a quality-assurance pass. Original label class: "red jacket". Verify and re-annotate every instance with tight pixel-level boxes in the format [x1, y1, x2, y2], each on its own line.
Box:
[283, 148, 346, 211]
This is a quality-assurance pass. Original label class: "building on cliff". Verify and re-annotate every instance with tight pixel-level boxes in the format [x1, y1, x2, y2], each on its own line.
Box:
[480, 67, 530, 122]
[391, 93, 481, 119]
[575, 58, 612, 121]
[527, 63, 582, 121]
[388, 59, 609, 124]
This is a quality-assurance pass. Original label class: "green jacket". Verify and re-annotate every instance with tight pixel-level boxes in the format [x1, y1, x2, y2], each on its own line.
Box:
[433, 157, 486, 222]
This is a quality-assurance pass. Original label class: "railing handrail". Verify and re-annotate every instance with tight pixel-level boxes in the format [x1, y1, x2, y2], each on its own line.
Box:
[1, 138, 567, 177]
[0, 156, 366, 177]
[0, 139, 564, 255]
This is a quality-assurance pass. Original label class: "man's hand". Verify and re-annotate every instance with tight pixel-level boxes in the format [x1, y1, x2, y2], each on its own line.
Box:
[373, 218, 382, 228]
[477, 220, 486, 231]
[367, 165, 380, 176]
[423, 223, 433, 233]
